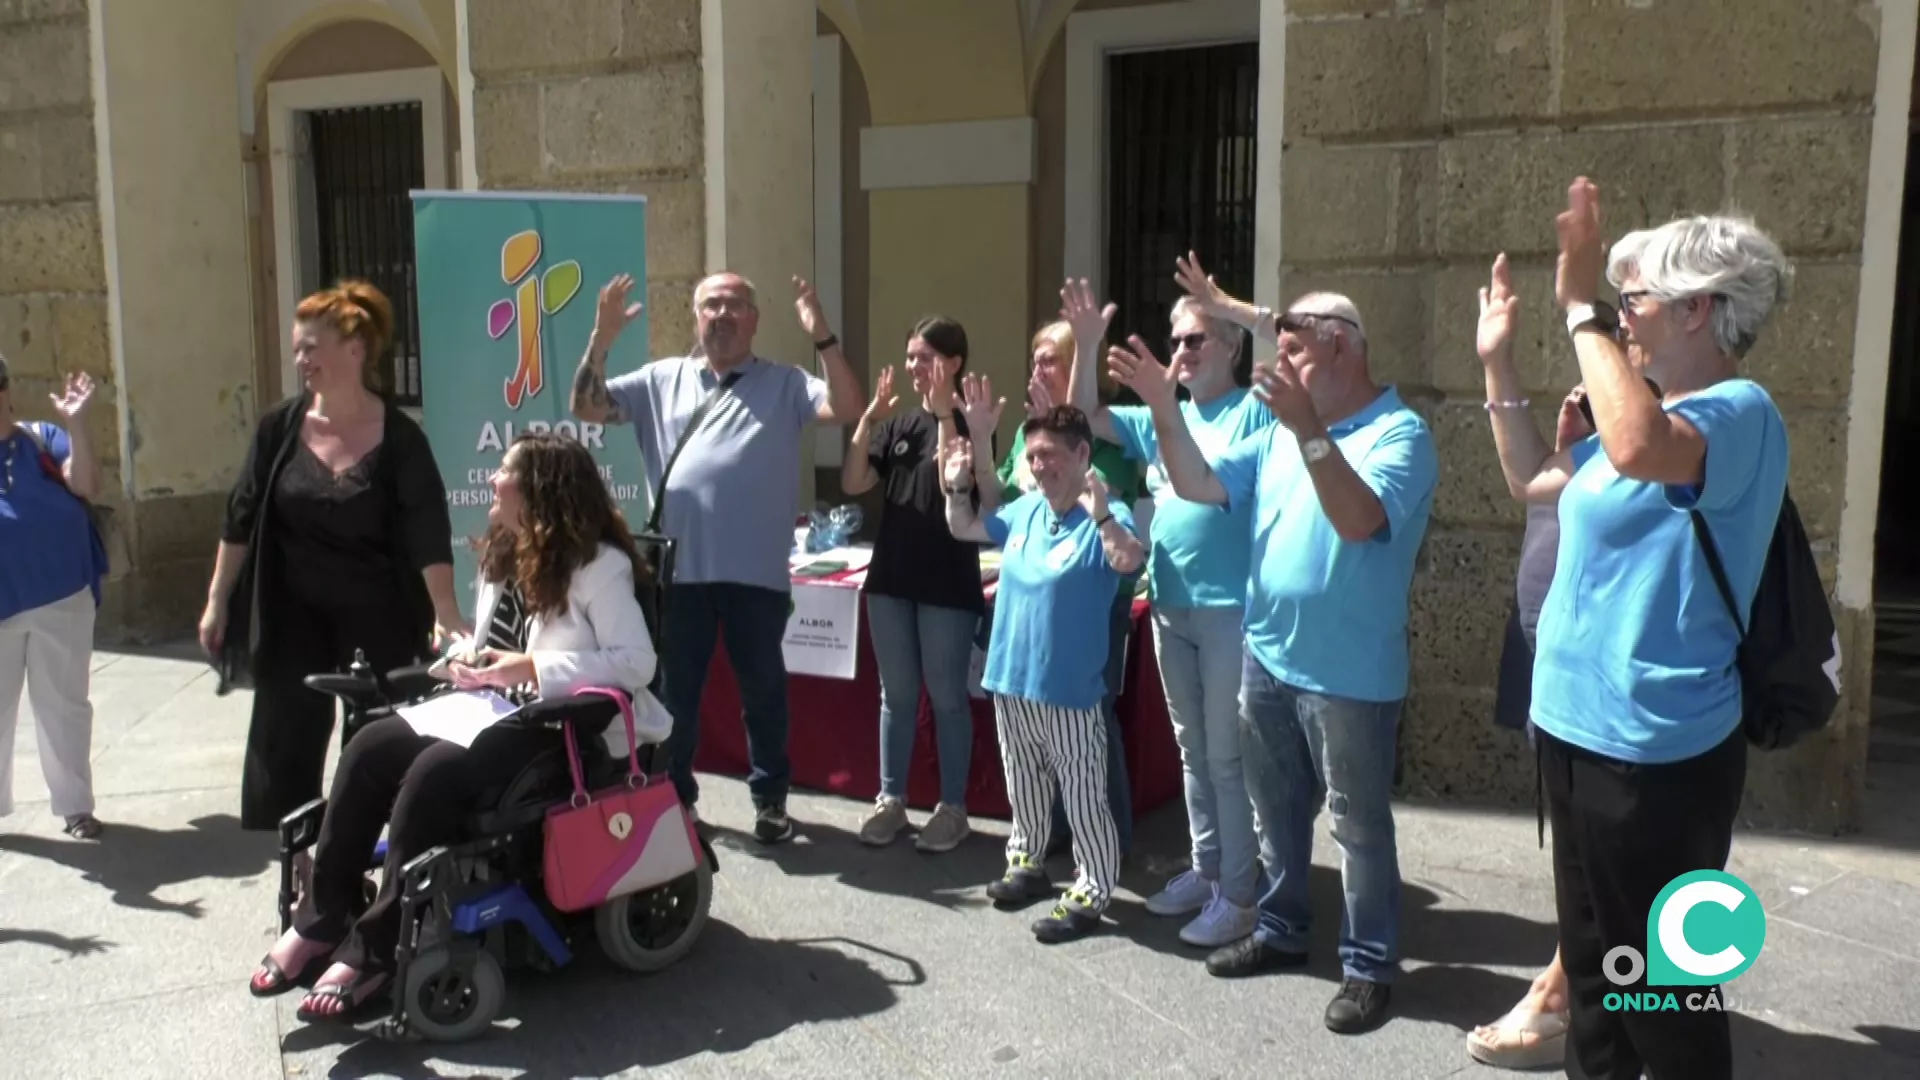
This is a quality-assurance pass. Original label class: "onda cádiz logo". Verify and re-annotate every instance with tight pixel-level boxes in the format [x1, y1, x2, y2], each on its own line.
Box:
[1603, 870, 1767, 1014]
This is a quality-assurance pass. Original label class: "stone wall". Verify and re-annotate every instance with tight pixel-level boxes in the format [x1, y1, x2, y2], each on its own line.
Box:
[0, 0, 136, 630]
[466, 0, 705, 360]
[1280, 0, 1880, 832]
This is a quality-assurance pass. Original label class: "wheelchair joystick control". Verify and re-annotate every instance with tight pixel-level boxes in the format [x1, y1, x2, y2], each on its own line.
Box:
[349, 649, 372, 680]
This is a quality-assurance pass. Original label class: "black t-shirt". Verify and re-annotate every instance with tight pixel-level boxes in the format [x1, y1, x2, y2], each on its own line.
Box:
[272, 441, 402, 612]
[862, 408, 988, 613]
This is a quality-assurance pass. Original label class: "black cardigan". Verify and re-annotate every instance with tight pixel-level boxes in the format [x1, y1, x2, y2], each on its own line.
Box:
[213, 394, 454, 693]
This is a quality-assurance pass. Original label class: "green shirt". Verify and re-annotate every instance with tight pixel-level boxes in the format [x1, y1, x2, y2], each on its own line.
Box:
[997, 425, 1145, 506]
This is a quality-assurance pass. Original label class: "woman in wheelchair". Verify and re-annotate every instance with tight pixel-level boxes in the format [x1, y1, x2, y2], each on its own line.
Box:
[247, 432, 670, 1021]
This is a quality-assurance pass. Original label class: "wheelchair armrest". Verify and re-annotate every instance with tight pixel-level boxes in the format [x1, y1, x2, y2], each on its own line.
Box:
[514, 693, 621, 731]
[303, 671, 383, 706]
[382, 663, 445, 703]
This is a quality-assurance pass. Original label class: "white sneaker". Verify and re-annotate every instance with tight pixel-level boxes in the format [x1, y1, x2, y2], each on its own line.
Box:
[1145, 869, 1214, 917]
[859, 796, 908, 845]
[1179, 888, 1257, 947]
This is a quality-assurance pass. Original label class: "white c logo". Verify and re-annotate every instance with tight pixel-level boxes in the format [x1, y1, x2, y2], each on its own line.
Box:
[1657, 879, 1747, 978]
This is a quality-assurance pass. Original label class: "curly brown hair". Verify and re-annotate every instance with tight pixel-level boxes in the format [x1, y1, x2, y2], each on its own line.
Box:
[478, 432, 648, 619]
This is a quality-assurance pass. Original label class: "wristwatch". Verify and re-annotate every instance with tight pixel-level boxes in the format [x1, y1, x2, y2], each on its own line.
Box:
[1564, 301, 1619, 339]
[813, 333, 839, 351]
[1301, 436, 1334, 465]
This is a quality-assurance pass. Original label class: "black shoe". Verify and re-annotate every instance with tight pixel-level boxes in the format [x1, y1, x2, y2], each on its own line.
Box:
[1324, 976, 1391, 1034]
[1030, 899, 1102, 944]
[984, 858, 1053, 907]
[754, 803, 795, 843]
[1205, 935, 1309, 978]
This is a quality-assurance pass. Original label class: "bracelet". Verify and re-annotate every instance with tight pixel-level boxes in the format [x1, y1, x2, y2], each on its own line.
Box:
[932, 411, 955, 421]
[1094, 513, 1114, 529]
[813, 333, 839, 351]
[1484, 399, 1530, 412]
[944, 485, 973, 496]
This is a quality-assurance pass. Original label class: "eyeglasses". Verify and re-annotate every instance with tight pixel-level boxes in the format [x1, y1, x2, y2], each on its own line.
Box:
[1168, 332, 1209, 353]
[1276, 312, 1362, 336]
[1617, 290, 1651, 313]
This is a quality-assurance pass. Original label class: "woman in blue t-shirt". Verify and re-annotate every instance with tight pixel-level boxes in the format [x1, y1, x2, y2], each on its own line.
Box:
[942, 406, 1144, 944]
[1480, 179, 1792, 1080]
[0, 357, 109, 840]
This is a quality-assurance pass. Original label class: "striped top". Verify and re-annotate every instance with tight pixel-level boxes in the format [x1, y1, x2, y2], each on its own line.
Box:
[484, 580, 537, 705]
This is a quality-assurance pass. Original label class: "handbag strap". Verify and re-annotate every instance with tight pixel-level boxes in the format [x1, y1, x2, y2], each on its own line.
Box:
[1689, 509, 1748, 640]
[560, 685, 643, 803]
[644, 368, 744, 534]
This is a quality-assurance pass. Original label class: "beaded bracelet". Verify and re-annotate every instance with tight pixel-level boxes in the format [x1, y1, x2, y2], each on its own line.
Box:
[1484, 399, 1531, 412]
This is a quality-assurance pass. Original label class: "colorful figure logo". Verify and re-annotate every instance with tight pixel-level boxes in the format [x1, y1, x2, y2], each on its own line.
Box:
[486, 230, 583, 409]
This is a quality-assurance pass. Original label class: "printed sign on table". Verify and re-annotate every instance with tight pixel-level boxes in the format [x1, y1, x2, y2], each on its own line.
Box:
[412, 191, 651, 619]
[784, 581, 862, 680]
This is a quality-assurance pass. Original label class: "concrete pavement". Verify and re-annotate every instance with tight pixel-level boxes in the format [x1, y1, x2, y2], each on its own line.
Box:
[1, 646, 1918, 1078]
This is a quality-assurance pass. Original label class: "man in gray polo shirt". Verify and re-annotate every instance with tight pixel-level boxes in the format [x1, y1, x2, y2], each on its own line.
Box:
[570, 271, 864, 842]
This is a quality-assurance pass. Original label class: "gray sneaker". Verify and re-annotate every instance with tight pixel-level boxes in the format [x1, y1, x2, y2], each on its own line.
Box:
[914, 803, 971, 853]
[859, 796, 908, 846]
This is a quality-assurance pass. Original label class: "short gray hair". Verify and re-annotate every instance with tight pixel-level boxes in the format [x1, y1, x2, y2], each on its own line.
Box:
[691, 272, 759, 312]
[1606, 215, 1793, 359]
[1288, 292, 1369, 355]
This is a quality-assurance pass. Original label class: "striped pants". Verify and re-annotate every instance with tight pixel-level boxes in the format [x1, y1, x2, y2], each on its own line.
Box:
[993, 694, 1121, 911]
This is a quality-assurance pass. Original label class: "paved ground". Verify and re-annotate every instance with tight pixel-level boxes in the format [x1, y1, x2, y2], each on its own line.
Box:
[2, 647, 1919, 1079]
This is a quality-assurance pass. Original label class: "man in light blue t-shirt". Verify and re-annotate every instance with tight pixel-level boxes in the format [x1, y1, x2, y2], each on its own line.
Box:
[1110, 289, 1436, 1037]
[1062, 277, 1274, 951]
[571, 272, 865, 844]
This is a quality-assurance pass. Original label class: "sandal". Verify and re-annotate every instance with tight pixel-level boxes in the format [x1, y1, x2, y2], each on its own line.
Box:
[249, 947, 331, 998]
[296, 969, 391, 1025]
[63, 814, 103, 840]
[1467, 1003, 1569, 1069]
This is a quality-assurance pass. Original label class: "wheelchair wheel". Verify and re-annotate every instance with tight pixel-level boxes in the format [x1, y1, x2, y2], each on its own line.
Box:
[400, 947, 504, 1043]
[594, 861, 713, 973]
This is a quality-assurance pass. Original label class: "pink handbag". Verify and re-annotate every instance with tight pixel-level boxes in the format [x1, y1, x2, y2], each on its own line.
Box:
[542, 686, 702, 914]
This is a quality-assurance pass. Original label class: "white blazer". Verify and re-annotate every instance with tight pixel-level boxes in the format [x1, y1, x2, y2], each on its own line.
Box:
[431, 543, 674, 754]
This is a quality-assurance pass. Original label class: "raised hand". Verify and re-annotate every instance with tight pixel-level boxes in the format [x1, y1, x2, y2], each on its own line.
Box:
[1026, 368, 1059, 417]
[925, 359, 956, 416]
[1175, 250, 1233, 316]
[793, 275, 832, 342]
[594, 274, 645, 343]
[865, 364, 900, 422]
[941, 436, 977, 489]
[1060, 278, 1116, 353]
[1556, 388, 1595, 452]
[49, 371, 96, 419]
[1554, 177, 1605, 311]
[1076, 467, 1109, 522]
[1105, 336, 1178, 408]
[1478, 253, 1520, 366]
[1251, 348, 1321, 435]
[960, 372, 1005, 437]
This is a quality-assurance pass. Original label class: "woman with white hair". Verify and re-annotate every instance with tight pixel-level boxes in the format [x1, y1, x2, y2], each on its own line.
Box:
[1478, 178, 1791, 1079]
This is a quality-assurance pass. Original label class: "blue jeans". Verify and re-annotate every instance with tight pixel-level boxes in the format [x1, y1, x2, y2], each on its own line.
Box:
[1155, 605, 1259, 907]
[1241, 648, 1403, 983]
[866, 594, 978, 809]
[1049, 587, 1134, 854]
[661, 582, 793, 809]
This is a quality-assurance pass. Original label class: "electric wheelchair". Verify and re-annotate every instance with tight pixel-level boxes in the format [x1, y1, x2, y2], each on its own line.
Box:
[275, 533, 716, 1043]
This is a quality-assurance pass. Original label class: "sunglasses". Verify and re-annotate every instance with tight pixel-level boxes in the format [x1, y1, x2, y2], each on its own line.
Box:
[1168, 332, 1209, 353]
[1276, 312, 1363, 336]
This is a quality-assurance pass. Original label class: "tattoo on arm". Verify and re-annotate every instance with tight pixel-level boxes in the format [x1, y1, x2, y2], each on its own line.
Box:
[573, 356, 628, 423]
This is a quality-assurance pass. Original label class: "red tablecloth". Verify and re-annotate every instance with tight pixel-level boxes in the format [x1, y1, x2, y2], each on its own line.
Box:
[690, 590, 1181, 821]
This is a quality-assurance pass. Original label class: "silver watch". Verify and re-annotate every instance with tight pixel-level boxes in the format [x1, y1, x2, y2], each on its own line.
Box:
[1301, 436, 1334, 464]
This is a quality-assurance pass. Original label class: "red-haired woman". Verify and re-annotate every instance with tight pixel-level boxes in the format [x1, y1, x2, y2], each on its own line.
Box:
[200, 281, 469, 831]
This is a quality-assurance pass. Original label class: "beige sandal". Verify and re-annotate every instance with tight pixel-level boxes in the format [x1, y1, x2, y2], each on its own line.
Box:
[1467, 1003, 1569, 1069]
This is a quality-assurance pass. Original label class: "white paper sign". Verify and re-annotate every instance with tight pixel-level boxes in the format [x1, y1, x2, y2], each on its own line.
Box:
[397, 689, 520, 748]
[783, 582, 862, 680]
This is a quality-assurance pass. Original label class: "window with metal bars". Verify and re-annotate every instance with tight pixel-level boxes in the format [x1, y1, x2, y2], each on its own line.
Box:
[1104, 42, 1259, 399]
[307, 102, 426, 405]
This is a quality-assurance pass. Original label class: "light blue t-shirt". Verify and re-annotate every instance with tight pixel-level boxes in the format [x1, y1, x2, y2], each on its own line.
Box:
[1109, 389, 1275, 608]
[983, 494, 1138, 710]
[1531, 378, 1789, 764]
[1212, 387, 1437, 703]
[0, 422, 100, 622]
[607, 356, 829, 593]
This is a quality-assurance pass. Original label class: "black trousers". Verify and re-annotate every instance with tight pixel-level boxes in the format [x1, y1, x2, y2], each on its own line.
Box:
[1540, 725, 1747, 1080]
[240, 596, 425, 831]
[294, 715, 559, 974]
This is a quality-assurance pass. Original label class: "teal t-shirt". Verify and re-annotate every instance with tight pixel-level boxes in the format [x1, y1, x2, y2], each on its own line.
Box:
[1108, 390, 1275, 608]
[983, 495, 1138, 710]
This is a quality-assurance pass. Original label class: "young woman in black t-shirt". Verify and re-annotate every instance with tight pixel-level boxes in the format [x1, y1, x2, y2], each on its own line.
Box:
[840, 316, 988, 854]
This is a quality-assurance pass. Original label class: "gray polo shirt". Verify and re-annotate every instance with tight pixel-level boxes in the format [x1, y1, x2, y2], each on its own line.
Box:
[606, 355, 829, 592]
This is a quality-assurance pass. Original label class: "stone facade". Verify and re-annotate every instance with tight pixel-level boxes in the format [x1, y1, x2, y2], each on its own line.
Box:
[466, 0, 705, 361]
[1279, 0, 1879, 831]
[0, 1, 136, 635]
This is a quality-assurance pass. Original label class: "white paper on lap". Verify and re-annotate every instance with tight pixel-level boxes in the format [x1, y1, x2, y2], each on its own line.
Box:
[398, 689, 521, 748]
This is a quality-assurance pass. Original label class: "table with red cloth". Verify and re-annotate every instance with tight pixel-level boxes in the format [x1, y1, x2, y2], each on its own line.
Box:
[689, 563, 1182, 821]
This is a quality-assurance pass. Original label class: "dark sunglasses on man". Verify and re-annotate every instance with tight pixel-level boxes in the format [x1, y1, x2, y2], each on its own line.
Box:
[1273, 311, 1363, 337]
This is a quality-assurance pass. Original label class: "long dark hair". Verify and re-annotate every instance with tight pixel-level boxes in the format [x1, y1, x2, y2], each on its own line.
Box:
[477, 432, 648, 618]
[911, 315, 969, 397]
